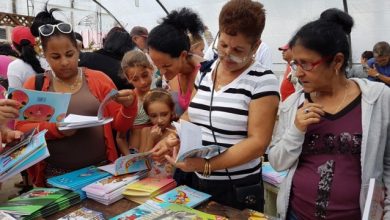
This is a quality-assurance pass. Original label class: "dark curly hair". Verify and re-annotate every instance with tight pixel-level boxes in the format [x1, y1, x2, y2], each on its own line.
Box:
[147, 8, 205, 58]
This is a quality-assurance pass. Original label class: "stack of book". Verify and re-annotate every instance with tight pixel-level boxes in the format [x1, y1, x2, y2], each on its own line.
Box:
[153, 185, 211, 208]
[47, 166, 111, 200]
[110, 200, 226, 220]
[82, 170, 148, 205]
[123, 177, 177, 204]
[0, 130, 49, 182]
[58, 207, 104, 220]
[262, 162, 288, 186]
[0, 188, 80, 219]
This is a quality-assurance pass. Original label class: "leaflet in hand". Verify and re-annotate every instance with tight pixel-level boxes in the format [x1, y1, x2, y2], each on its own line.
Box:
[173, 120, 222, 162]
[7, 87, 71, 122]
[98, 152, 151, 176]
[58, 89, 118, 130]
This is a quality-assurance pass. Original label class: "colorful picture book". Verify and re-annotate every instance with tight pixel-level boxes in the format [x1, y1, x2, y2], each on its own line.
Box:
[58, 89, 118, 130]
[362, 178, 385, 220]
[0, 130, 49, 182]
[0, 188, 69, 216]
[154, 185, 211, 208]
[173, 120, 222, 162]
[109, 200, 163, 220]
[123, 177, 177, 204]
[58, 207, 104, 220]
[7, 87, 71, 122]
[262, 162, 288, 186]
[47, 166, 111, 191]
[98, 152, 151, 176]
[0, 128, 36, 158]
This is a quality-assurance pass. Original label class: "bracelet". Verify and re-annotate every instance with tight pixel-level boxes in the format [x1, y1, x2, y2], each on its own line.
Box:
[120, 108, 133, 119]
[202, 158, 211, 177]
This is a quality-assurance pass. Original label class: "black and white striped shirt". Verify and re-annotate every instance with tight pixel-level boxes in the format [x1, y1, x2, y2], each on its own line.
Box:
[189, 60, 279, 180]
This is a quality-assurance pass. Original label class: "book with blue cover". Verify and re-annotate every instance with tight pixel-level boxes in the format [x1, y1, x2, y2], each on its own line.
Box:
[7, 87, 71, 122]
[109, 200, 163, 220]
[0, 130, 49, 182]
[47, 166, 111, 191]
[153, 185, 211, 208]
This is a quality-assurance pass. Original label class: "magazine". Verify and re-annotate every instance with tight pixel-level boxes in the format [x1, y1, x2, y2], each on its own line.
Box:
[98, 152, 151, 176]
[362, 178, 385, 220]
[173, 120, 222, 162]
[58, 89, 118, 130]
[7, 87, 71, 122]
[153, 185, 211, 208]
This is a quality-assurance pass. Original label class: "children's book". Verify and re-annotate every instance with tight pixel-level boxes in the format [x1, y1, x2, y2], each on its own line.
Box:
[154, 185, 211, 208]
[83, 170, 148, 196]
[123, 177, 177, 204]
[58, 207, 104, 220]
[98, 152, 151, 176]
[362, 178, 385, 220]
[58, 89, 118, 130]
[109, 200, 163, 220]
[173, 120, 222, 162]
[0, 128, 36, 158]
[7, 87, 71, 122]
[47, 166, 111, 191]
[262, 162, 288, 186]
[0, 130, 49, 182]
[0, 188, 69, 216]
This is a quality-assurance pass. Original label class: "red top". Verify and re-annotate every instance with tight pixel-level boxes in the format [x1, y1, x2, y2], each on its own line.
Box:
[15, 68, 138, 186]
[280, 64, 295, 101]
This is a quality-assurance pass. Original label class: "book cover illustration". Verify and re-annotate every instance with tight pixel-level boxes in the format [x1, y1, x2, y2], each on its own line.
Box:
[124, 177, 176, 196]
[0, 188, 69, 216]
[98, 152, 151, 176]
[173, 120, 223, 162]
[58, 207, 104, 220]
[58, 89, 118, 130]
[149, 160, 174, 178]
[154, 185, 211, 208]
[109, 201, 162, 220]
[0, 128, 36, 158]
[362, 178, 385, 220]
[7, 87, 71, 122]
[83, 170, 148, 196]
[0, 130, 48, 182]
[47, 166, 111, 190]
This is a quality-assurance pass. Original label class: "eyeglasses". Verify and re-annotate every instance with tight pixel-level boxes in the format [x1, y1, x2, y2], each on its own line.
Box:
[290, 56, 332, 71]
[38, 23, 73, 37]
[212, 32, 252, 64]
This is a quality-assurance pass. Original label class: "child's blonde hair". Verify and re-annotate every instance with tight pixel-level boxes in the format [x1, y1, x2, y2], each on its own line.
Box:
[120, 50, 153, 80]
[143, 88, 175, 116]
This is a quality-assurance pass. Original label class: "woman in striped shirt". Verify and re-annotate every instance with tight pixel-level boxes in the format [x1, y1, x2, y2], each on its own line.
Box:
[153, 0, 280, 211]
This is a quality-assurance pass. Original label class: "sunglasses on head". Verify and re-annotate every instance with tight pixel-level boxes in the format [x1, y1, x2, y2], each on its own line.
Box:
[38, 23, 73, 37]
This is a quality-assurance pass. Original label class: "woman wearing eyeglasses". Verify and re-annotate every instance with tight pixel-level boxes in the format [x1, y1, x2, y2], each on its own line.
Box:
[147, 8, 205, 117]
[268, 8, 390, 220]
[15, 6, 138, 187]
[152, 0, 279, 211]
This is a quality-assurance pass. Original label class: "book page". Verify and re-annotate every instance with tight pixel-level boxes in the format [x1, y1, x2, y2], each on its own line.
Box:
[173, 120, 202, 162]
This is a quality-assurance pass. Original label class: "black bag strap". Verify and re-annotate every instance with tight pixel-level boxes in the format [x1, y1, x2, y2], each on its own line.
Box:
[197, 58, 217, 88]
[34, 74, 45, 90]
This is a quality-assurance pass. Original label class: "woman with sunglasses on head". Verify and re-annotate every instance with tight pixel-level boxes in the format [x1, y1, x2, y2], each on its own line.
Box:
[15, 6, 138, 186]
[268, 8, 390, 220]
[152, 0, 279, 211]
[147, 8, 205, 117]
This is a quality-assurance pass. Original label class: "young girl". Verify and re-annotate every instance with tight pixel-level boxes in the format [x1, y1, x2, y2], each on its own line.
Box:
[116, 51, 153, 155]
[140, 88, 176, 177]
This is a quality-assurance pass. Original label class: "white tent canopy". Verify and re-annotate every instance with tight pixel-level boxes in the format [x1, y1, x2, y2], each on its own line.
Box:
[1, 0, 389, 70]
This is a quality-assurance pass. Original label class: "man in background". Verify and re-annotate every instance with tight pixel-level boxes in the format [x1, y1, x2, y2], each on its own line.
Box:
[130, 26, 148, 52]
[367, 41, 390, 86]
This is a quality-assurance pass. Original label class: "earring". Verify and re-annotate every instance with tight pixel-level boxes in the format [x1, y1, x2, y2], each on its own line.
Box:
[335, 68, 339, 75]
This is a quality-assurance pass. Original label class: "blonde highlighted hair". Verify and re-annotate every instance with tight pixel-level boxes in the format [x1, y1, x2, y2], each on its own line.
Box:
[120, 50, 153, 80]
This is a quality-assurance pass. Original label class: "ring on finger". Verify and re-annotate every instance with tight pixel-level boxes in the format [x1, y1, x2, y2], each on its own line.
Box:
[304, 108, 310, 114]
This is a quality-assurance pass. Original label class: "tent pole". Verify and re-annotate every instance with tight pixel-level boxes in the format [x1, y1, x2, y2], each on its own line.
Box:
[155, 0, 169, 15]
[91, 0, 124, 29]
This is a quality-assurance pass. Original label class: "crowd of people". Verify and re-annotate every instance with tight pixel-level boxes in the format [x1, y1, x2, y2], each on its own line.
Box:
[0, 0, 389, 219]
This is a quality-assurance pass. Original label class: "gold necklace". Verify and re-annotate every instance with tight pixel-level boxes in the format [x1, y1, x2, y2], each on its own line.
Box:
[314, 81, 349, 113]
[53, 68, 82, 91]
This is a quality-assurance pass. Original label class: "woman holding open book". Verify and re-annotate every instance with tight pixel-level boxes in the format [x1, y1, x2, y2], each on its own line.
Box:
[152, 0, 279, 212]
[268, 9, 390, 220]
[14, 6, 138, 187]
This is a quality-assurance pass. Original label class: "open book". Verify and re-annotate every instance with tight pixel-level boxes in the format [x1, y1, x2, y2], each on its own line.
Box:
[58, 89, 118, 130]
[362, 178, 385, 220]
[173, 120, 222, 162]
[98, 152, 151, 176]
[7, 87, 71, 122]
